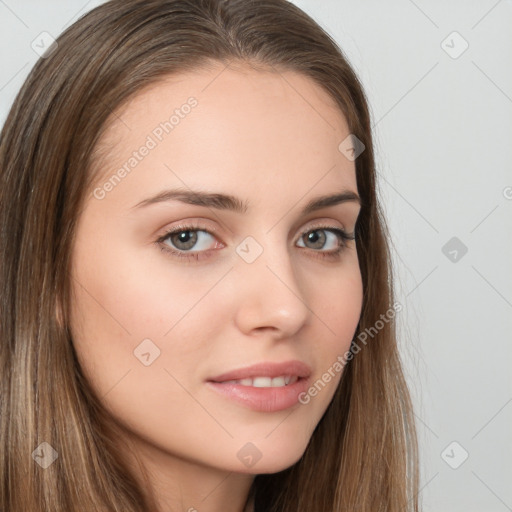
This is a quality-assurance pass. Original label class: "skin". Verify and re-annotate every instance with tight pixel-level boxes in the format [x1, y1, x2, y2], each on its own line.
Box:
[69, 60, 363, 512]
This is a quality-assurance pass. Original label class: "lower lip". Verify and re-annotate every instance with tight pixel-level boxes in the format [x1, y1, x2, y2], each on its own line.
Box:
[206, 377, 310, 412]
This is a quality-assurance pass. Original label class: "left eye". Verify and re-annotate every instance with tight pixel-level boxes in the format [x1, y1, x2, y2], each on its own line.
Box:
[297, 228, 343, 251]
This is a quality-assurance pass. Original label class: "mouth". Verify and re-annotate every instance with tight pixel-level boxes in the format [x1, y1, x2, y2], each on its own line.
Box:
[207, 359, 311, 383]
[206, 360, 312, 412]
[217, 375, 300, 387]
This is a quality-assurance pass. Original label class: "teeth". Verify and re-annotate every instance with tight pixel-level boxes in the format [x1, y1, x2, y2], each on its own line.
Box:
[222, 376, 299, 388]
[253, 377, 272, 387]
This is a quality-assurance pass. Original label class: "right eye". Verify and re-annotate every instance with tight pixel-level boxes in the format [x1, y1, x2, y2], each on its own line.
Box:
[155, 223, 224, 261]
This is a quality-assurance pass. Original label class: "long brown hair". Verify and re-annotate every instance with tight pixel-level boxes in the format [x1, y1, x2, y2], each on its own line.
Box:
[0, 0, 420, 510]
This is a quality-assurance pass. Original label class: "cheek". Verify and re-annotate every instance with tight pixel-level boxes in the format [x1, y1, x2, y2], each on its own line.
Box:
[68, 234, 227, 400]
[315, 259, 363, 348]
[304, 261, 363, 399]
[69, 235, 164, 395]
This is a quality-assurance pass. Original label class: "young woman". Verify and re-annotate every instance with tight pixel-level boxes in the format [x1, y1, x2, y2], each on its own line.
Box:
[0, 1, 420, 510]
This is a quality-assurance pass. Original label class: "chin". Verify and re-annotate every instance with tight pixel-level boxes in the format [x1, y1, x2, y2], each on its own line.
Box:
[231, 436, 310, 475]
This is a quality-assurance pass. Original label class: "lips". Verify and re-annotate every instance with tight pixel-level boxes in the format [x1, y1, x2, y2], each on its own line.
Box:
[207, 360, 312, 383]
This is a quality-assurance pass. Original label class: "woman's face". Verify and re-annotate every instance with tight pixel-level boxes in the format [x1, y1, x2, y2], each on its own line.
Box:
[70, 61, 363, 480]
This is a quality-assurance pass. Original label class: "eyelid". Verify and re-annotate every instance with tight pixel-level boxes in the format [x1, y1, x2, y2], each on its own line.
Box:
[156, 220, 353, 243]
[155, 221, 220, 246]
[298, 221, 351, 237]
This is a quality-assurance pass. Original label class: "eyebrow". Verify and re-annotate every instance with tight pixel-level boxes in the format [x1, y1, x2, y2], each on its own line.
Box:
[130, 188, 361, 215]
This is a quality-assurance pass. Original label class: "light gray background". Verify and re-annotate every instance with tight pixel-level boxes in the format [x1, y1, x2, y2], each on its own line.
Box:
[1, 1, 511, 511]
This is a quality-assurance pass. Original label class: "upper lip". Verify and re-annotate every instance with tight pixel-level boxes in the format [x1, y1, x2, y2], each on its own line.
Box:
[207, 360, 312, 382]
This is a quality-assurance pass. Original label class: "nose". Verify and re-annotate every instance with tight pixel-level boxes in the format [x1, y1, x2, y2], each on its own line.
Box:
[232, 242, 311, 339]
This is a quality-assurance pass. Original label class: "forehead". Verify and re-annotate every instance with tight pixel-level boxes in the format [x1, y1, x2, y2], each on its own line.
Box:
[89, 61, 357, 203]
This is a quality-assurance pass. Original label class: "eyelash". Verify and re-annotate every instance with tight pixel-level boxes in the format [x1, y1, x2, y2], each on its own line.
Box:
[155, 222, 356, 263]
